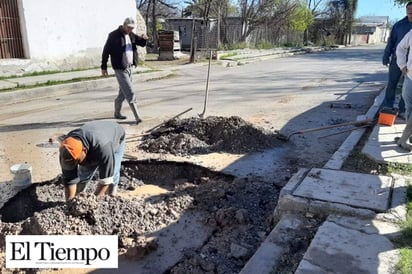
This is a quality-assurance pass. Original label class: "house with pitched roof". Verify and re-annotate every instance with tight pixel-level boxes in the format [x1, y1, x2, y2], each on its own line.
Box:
[351, 16, 390, 45]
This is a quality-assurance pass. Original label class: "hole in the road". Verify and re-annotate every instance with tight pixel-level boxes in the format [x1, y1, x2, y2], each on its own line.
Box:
[0, 160, 234, 229]
[0, 178, 63, 223]
[0, 116, 289, 273]
[0, 160, 282, 273]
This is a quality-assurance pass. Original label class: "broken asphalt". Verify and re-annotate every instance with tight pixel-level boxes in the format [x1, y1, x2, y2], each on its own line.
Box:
[0, 46, 410, 273]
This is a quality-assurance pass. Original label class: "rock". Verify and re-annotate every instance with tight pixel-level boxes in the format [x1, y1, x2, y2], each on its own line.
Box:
[124, 236, 158, 260]
[229, 243, 249, 259]
[235, 209, 249, 224]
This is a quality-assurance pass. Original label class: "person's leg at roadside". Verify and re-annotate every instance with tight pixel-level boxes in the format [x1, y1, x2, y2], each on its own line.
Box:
[65, 184, 77, 201]
[114, 90, 126, 120]
[114, 68, 142, 124]
[110, 138, 126, 195]
[95, 183, 110, 197]
[396, 76, 412, 151]
[398, 75, 406, 114]
[383, 58, 402, 110]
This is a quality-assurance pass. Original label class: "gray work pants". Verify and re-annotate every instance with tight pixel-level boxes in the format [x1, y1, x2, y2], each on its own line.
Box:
[402, 75, 412, 121]
[114, 67, 136, 105]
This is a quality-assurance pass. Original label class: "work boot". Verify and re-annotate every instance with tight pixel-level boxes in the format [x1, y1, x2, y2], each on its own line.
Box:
[128, 102, 142, 124]
[395, 118, 412, 152]
[114, 101, 127, 120]
[114, 113, 127, 120]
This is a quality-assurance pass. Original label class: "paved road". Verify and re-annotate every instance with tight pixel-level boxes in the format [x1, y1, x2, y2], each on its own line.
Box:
[0, 45, 387, 183]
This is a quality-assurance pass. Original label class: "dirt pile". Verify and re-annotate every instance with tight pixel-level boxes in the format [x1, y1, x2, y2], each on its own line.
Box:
[139, 116, 283, 155]
[0, 182, 192, 235]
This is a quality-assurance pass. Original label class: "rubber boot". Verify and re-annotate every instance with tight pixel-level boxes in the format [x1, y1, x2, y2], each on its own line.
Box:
[396, 117, 412, 151]
[114, 100, 127, 120]
[128, 102, 142, 124]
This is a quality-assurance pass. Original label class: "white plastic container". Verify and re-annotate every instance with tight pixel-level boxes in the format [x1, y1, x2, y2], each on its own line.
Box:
[10, 163, 32, 189]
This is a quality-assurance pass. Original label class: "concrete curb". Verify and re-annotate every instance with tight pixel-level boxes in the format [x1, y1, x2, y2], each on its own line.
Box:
[218, 47, 331, 67]
[239, 85, 406, 273]
[239, 214, 308, 274]
[0, 70, 173, 105]
[324, 85, 385, 169]
[0, 47, 333, 105]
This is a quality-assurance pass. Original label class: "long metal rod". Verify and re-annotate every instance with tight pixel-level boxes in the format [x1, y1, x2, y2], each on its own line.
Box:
[81, 167, 98, 193]
[277, 118, 375, 141]
[199, 50, 212, 118]
[317, 124, 371, 139]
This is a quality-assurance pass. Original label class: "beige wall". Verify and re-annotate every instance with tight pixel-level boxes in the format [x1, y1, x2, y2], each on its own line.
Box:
[351, 26, 389, 45]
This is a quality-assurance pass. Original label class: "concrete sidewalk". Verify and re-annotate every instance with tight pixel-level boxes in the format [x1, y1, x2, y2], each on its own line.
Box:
[241, 89, 410, 273]
[0, 65, 174, 104]
[0, 47, 328, 98]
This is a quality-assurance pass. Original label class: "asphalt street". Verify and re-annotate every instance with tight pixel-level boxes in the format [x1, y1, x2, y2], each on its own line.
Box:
[0, 45, 388, 183]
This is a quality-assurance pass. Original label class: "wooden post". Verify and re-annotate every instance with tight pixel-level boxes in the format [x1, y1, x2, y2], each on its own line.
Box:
[190, 18, 196, 63]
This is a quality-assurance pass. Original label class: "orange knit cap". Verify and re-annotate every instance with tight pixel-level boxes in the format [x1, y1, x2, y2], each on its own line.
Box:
[60, 137, 83, 160]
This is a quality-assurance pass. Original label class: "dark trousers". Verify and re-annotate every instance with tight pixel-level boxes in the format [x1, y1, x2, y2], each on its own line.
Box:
[383, 57, 405, 112]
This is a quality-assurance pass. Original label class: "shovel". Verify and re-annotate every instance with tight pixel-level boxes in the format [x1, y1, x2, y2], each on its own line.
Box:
[276, 118, 376, 141]
[199, 50, 213, 119]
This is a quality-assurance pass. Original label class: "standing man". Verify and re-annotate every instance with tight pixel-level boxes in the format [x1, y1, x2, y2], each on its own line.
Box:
[59, 121, 126, 200]
[382, 1, 412, 116]
[396, 27, 412, 151]
[101, 17, 148, 124]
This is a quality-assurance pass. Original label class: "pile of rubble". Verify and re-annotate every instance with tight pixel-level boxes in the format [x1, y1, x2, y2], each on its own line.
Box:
[139, 116, 283, 155]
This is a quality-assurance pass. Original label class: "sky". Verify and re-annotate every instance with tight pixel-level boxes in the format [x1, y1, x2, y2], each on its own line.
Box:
[355, 0, 406, 22]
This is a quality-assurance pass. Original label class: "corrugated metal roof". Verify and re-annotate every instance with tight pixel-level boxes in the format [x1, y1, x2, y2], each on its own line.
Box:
[357, 16, 389, 24]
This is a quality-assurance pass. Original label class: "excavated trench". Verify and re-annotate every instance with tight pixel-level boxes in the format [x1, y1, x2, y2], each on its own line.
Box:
[0, 116, 319, 273]
[0, 160, 287, 273]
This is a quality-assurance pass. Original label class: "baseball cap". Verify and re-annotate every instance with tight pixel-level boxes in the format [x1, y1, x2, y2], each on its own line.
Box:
[124, 17, 136, 28]
[59, 137, 82, 170]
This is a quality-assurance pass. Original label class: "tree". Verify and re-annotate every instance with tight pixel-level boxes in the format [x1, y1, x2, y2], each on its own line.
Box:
[325, 0, 357, 45]
[235, 0, 300, 42]
[343, 0, 357, 45]
[137, 0, 180, 51]
[290, 5, 314, 33]
[183, 0, 237, 47]
[306, 0, 327, 16]
[183, 0, 212, 20]
[393, 0, 410, 6]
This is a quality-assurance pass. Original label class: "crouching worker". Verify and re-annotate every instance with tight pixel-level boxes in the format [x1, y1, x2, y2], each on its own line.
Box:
[59, 120, 126, 201]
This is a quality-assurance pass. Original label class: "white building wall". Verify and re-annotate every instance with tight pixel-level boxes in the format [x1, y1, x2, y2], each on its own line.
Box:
[18, 0, 140, 69]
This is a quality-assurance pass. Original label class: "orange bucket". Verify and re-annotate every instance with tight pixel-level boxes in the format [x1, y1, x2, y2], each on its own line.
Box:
[378, 109, 397, 126]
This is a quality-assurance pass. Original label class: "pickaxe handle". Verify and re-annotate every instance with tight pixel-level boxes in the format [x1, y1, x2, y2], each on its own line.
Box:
[145, 107, 193, 133]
